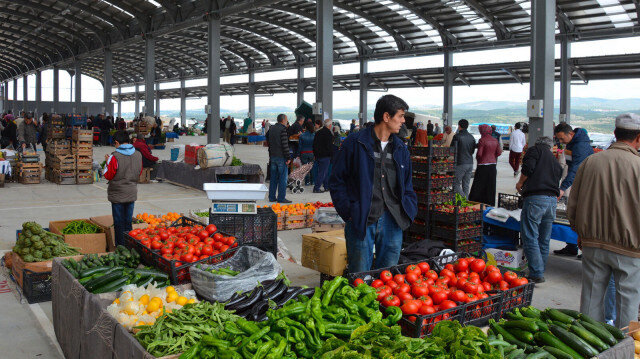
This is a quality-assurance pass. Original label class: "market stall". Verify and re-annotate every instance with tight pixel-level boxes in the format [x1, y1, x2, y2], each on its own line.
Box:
[156, 160, 264, 189]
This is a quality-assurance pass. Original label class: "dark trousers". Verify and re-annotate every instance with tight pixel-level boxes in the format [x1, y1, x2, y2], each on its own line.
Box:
[101, 130, 109, 146]
[314, 157, 331, 191]
[469, 164, 497, 206]
[112, 202, 135, 247]
[268, 157, 288, 202]
[509, 151, 522, 172]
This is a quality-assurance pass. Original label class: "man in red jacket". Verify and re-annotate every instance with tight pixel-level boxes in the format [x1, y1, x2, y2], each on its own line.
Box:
[133, 134, 159, 167]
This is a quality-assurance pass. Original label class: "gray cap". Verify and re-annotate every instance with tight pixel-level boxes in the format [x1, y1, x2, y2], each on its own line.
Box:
[615, 113, 640, 130]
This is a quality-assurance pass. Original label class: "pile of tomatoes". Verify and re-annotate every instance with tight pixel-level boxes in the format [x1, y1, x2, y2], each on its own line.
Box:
[352, 257, 529, 320]
[128, 224, 238, 267]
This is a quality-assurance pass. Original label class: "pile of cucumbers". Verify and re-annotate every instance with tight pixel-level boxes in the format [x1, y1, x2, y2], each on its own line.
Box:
[61, 246, 170, 293]
[488, 306, 626, 359]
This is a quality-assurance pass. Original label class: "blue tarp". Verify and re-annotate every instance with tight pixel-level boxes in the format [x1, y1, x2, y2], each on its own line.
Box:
[248, 135, 266, 143]
[165, 132, 179, 139]
[483, 208, 577, 245]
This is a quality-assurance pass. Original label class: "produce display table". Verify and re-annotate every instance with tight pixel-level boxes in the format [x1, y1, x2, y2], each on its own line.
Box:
[156, 161, 263, 189]
[483, 208, 578, 245]
[165, 132, 179, 139]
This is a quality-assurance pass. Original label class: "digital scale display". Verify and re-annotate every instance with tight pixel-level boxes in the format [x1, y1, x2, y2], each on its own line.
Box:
[211, 202, 257, 214]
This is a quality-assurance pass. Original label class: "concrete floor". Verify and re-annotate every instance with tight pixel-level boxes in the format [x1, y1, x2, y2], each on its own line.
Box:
[0, 135, 582, 358]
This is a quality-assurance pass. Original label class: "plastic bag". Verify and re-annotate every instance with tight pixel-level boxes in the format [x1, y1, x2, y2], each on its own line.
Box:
[314, 207, 345, 224]
[189, 246, 282, 302]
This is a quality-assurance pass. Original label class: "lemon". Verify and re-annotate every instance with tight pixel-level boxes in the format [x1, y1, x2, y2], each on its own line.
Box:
[187, 298, 196, 304]
[165, 286, 175, 293]
[150, 297, 163, 305]
[146, 301, 160, 313]
[112, 298, 120, 305]
[139, 294, 150, 305]
[176, 296, 188, 306]
[166, 292, 179, 303]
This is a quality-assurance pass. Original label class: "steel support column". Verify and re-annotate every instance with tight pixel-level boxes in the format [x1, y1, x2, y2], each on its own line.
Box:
[117, 86, 122, 119]
[316, 0, 333, 119]
[134, 84, 140, 117]
[529, 0, 556, 144]
[443, 51, 453, 127]
[35, 70, 41, 118]
[104, 48, 113, 116]
[2, 82, 6, 113]
[207, 14, 221, 144]
[248, 71, 256, 120]
[155, 83, 160, 117]
[13, 78, 17, 113]
[75, 61, 82, 114]
[53, 66, 59, 114]
[296, 66, 304, 106]
[23, 74, 27, 113]
[358, 57, 368, 125]
[180, 78, 186, 127]
[560, 36, 571, 124]
[145, 36, 155, 117]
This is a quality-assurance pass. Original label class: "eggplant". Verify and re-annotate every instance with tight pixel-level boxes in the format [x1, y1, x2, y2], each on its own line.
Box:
[263, 279, 285, 297]
[265, 280, 288, 300]
[225, 292, 244, 307]
[274, 287, 305, 307]
[226, 286, 264, 312]
[249, 300, 269, 321]
[296, 287, 316, 299]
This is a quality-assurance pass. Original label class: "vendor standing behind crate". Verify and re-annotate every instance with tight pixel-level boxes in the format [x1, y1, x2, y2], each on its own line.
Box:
[330, 95, 417, 273]
[104, 131, 143, 247]
[515, 136, 562, 284]
[17, 113, 38, 152]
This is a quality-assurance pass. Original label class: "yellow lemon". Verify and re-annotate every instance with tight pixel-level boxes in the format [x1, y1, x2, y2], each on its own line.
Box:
[150, 297, 163, 306]
[187, 298, 196, 304]
[112, 298, 120, 305]
[165, 286, 175, 293]
[166, 292, 179, 303]
[175, 296, 188, 306]
[146, 301, 160, 313]
[139, 294, 150, 306]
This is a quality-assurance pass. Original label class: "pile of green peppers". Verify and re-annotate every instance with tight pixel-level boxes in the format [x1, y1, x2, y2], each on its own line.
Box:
[179, 276, 402, 359]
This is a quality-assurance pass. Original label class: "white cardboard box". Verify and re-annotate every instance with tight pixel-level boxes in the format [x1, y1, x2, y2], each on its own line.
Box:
[485, 247, 528, 271]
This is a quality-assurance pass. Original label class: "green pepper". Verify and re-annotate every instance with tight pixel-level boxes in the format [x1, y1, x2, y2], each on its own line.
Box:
[239, 326, 270, 348]
[217, 349, 242, 359]
[282, 318, 320, 349]
[359, 292, 378, 307]
[178, 342, 202, 359]
[324, 322, 359, 336]
[321, 277, 347, 307]
[272, 302, 306, 319]
[354, 282, 376, 296]
[201, 335, 230, 348]
[305, 319, 322, 346]
[266, 338, 287, 359]
[339, 285, 359, 301]
[334, 294, 359, 314]
[295, 342, 313, 358]
[383, 306, 403, 326]
[309, 297, 325, 336]
[236, 318, 261, 335]
[252, 340, 274, 359]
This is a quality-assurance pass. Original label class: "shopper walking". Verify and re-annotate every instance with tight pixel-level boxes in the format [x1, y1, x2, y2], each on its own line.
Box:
[554, 123, 594, 257]
[312, 119, 334, 193]
[509, 123, 526, 176]
[569, 113, 640, 328]
[442, 125, 454, 147]
[434, 123, 441, 135]
[266, 114, 291, 203]
[103, 131, 142, 247]
[451, 119, 476, 197]
[515, 136, 563, 283]
[469, 124, 502, 206]
[17, 113, 38, 152]
[298, 121, 315, 186]
[330, 94, 417, 273]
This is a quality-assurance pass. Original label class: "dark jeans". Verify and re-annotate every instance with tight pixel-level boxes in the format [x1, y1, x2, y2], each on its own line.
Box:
[300, 153, 314, 185]
[112, 202, 135, 247]
[345, 211, 403, 273]
[101, 130, 109, 146]
[314, 157, 331, 191]
[268, 157, 288, 202]
[521, 195, 557, 278]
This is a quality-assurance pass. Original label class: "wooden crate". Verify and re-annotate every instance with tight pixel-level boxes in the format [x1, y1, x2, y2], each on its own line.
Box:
[138, 168, 151, 184]
[72, 128, 92, 141]
[76, 170, 93, 184]
[76, 155, 93, 170]
[46, 127, 65, 139]
[46, 140, 70, 156]
[72, 141, 93, 156]
[49, 154, 76, 171]
[17, 162, 42, 170]
[10, 252, 52, 288]
[49, 168, 76, 185]
[19, 168, 42, 184]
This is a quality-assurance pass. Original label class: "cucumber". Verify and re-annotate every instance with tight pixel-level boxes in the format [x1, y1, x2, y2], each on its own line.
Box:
[534, 332, 583, 359]
[558, 309, 581, 319]
[508, 328, 535, 344]
[601, 322, 625, 340]
[489, 320, 531, 350]
[134, 268, 169, 280]
[521, 307, 542, 319]
[506, 349, 525, 359]
[551, 321, 570, 330]
[549, 324, 599, 358]
[93, 277, 129, 294]
[545, 309, 575, 324]
[84, 268, 124, 291]
[503, 320, 540, 332]
[79, 266, 111, 278]
[569, 324, 610, 352]
[524, 350, 552, 359]
[68, 258, 78, 270]
[577, 313, 604, 330]
[578, 320, 617, 346]
[78, 274, 100, 285]
[542, 346, 574, 359]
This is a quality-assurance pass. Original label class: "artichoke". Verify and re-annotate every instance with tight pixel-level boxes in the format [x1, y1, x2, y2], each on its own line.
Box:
[33, 241, 45, 250]
[23, 238, 32, 247]
[23, 254, 35, 262]
[20, 247, 31, 256]
[23, 229, 32, 238]
[31, 235, 41, 242]
[32, 250, 43, 260]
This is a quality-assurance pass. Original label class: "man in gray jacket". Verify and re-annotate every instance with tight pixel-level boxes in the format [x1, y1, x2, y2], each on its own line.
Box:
[451, 119, 476, 197]
[267, 114, 291, 203]
[17, 113, 38, 152]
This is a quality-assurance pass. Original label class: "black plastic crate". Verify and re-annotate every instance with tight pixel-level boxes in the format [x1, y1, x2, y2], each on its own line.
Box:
[484, 223, 520, 243]
[411, 146, 456, 158]
[431, 235, 483, 254]
[427, 251, 487, 272]
[430, 204, 484, 224]
[498, 193, 523, 210]
[460, 292, 503, 327]
[399, 305, 465, 338]
[408, 218, 429, 235]
[431, 224, 483, 240]
[498, 282, 535, 315]
[403, 231, 427, 246]
[209, 207, 277, 257]
[416, 191, 455, 205]
[412, 175, 456, 191]
[23, 269, 52, 304]
[413, 161, 456, 174]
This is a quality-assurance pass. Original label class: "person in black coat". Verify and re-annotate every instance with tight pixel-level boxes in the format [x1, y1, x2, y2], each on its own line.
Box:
[312, 119, 334, 193]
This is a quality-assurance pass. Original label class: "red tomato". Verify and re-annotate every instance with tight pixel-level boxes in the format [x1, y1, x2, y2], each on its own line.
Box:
[467, 276, 481, 284]
[448, 277, 459, 288]
[189, 228, 198, 235]
[425, 270, 439, 281]
[213, 233, 224, 241]
[449, 290, 466, 303]
[445, 263, 455, 272]
[510, 277, 529, 288]
[202, 245, 213, 256]
[436, 276, 450, 286]
[457, 272, 469, 281]
[439, 269, 455, 280]
[504, 271, 518, 284]
[386, 280, 399, 290]
[205, 224, 217, 234]
[464, 293, 478, 303]
[371, 279, 384, 288]
[485, 265, 500, 273]
[405, 264, 421, 276]
[418, 295, 433, 307]
[417, 262, 430, 274]
[397, 292, 414, 302]
[380, 270, 394, 282]
[394, 283, 411, 295]
[411, 284, 429, 298]
[160, 246, 173, 255]
[353, 278, 365, 287]
[439, 300, 457, 310]
[213, 241, 223, 250]
[485, 270, 503, 284]
[470, 259, 486, 273]
[482, 282, 492, 292]
[454, 258, 469, 273]
[162, 253, 173, 260]
[160, 232, 170, 241]
[498, 280, 510, 291]
[204, 237, 214, 245]
[151, 235, 161, 242]
[129, 229, 141, 237]
[405, 272, 420, 284]
[181, 253, 194, 262]
[463, 281, 480, 294]
[151, 241, 163, 250]
[135, 233, 147, 241]
[219, 245, 230, 252]
[187, 237, 199, 245]
[468, 271, 480, 280]
[400, 300, 420, 315]
[393, 274, 406, 285]
[176, 240, 187, 249]
[430, 289, 447, 305]
[194, 248, 202, 257]
[381, 295, 401, 307]
[419, 305, 435, 315]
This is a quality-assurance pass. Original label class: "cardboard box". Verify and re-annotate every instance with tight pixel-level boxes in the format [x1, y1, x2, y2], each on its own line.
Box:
[301, 230, 347, 276]
[49, 219, 107, 254]
[11, 251, 52, 288]
[90, 215, 147, 252]
[312, 222, 345, 233]
[485, 247, 527, 271]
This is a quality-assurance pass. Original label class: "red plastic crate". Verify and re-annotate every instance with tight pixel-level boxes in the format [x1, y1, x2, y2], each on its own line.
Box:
[184, 145, 204, 165]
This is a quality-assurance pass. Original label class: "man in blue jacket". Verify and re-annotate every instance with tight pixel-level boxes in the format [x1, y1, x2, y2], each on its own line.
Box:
[553, 122, 594, 257]
[329, 95, 418, 273]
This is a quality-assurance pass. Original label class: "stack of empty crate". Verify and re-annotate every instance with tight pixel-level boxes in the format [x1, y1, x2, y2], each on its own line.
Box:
[17, 152, 42, 184]
[45, 139, 74, 184]
[72, 128, 93, 184]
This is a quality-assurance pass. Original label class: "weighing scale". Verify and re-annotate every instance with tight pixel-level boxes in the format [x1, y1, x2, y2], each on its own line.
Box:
[203, 183, 269, 215]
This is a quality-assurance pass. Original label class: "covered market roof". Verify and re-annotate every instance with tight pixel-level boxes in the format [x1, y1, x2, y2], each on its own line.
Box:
[0, 0, 639, 86]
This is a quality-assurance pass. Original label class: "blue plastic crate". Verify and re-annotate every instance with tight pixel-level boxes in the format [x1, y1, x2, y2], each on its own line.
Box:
[170, 148, 179, 161]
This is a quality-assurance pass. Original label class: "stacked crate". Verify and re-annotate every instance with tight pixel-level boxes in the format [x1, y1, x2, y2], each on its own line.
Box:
[72, 128, 93, 184]
[405, 142, 457, 244]
[430, 202, 484, 254]
[17, 153, 42, 184]
[45, 139, 75, 185]
[46, 115, 66, 140]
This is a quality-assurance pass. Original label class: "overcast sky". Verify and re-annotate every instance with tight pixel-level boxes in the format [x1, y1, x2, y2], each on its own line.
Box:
[5, 38, 640, 114]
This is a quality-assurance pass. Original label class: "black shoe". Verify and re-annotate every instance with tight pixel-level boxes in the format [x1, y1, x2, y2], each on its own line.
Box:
[278, 199, 292, 204]
[526, 276, 545, 284]
[269, 199, 277, 203]
[313, 189, 324, 193]
[554, 246, 578, 256]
